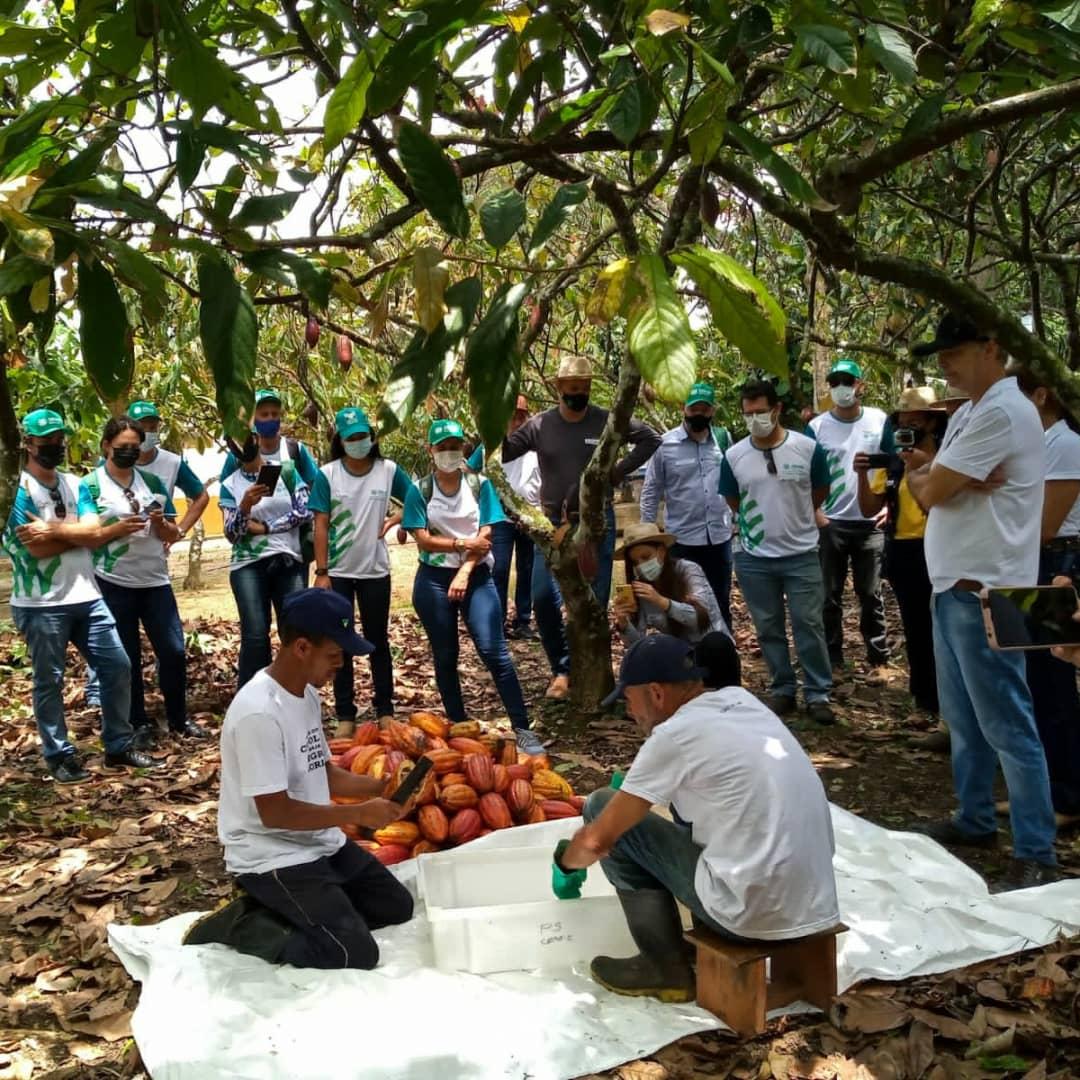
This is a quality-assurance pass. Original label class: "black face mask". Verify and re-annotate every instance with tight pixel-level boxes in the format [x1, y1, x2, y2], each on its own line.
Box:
[31, 443, 65, 469]
[561, 393, 589, 413]
[685, 414, 711, 433]
[111, 446, 141, 469]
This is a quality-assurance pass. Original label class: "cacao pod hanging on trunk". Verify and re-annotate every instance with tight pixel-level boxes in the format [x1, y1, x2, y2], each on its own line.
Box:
[335, 335, 353, 370]
[305, 315, 320, 349]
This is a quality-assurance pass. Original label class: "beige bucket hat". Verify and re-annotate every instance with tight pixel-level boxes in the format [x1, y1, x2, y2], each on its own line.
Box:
[556, 355, 593, 380]
[615, 522, 677, 559]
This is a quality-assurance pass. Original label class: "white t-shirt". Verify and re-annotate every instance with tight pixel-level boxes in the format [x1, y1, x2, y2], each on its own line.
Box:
[1044, 419, 1080, 538]
[218, 669, 346, 876]
[220, 471, 303, 569]
[809, 407, 887, 522]
[925, 376, 1044, 592]
[621, 687, 839, 939]
[719, 431, 831, 558]
[90, 466, 173, 588]
[504, 451, 542, 507]
[402, 473, 504, 570]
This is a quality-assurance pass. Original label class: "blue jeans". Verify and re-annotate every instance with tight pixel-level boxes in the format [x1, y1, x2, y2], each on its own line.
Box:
[532, 508, 616, 677]
[734, 549, 832, 703]
[932, 587, 1056, 864]
[490, 520, 534, 627]
[330, 575, 393, 720]
[583, 788, 745, 940]
[411, 563, 528, 728]
[12, 599, 134, 764]
[230, 553, 305, 688]
[97, 578, 187, 731]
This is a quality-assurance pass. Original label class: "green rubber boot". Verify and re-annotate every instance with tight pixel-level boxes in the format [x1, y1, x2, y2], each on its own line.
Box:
[183, 893, 294, 963]
[590, 889, 696, 1003]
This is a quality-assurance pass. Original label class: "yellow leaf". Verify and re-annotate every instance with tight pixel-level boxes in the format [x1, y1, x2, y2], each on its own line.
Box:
[29, 274, 51, 313]
[0, 204, 53, 264]
[644, 9, 690, 35]
[586, 257, 632, 324]
[57, 255, 75, 302]
[0, 172, 45, 212]
[368, 287, 390, 339]
[413, 244, 449, 334]
[505, 3, 530, 33]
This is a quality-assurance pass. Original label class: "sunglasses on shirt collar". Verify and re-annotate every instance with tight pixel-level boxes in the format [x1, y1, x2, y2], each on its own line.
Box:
[47, 487, 67, 519]
[763, 447, 777, 475]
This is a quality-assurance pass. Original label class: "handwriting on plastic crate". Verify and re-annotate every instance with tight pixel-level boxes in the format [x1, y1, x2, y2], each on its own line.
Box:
[539, 921, 573, 946]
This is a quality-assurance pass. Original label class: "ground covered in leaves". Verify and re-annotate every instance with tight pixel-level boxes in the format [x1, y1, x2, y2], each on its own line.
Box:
[1, 576, 1078, 1080]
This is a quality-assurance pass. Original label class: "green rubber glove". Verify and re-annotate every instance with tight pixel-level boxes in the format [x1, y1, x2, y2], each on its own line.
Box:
[552, 839, 587, 900]
[610, 770, 625, 790]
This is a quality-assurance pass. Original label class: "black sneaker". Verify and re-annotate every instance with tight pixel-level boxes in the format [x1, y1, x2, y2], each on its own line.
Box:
[131, 726, 159, 750]
[183, 894, 294, 962]
[170, 720, 210, 739]
[767, 694, 797, 716]
[919, 820, 999, 849]
[49, 756, 90, 784]
[806, 701, 836, 726]
[991, 859, 1063, 892]
[104, 747, 162, 770]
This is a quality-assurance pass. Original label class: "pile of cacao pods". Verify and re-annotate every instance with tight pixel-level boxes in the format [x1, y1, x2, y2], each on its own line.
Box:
[328, 713, 584, 867]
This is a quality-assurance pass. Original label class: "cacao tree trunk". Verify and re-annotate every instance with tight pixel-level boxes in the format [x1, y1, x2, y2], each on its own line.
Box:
[0, 344, 20, 532]
[182, 519, 205, 591]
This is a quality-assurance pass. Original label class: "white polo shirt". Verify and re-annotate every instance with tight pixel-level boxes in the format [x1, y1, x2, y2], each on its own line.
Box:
[1044, 418, 1080, 538]
[924, 376, 1043, 592]
[809, 407, 887, 522]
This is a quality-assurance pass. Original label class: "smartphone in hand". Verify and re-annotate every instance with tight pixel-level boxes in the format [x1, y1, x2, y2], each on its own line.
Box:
[982, 584, 1080, 650]
[256, 463, 282, 491]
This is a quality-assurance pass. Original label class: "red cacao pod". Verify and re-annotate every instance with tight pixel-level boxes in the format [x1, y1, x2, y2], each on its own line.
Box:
[463, 752, 495, 794]
[492, 764, 510, 794]
[353, 721, 380, 746]
[374, 821, 419, 847]
[506, 764, 531, 782]
[448, 737, 488, 757]
[478, 828, 493, 838]
[305, 315, 320, 349]
[355, 839, 380, 854]
[335, 335, 353, 370]
[328, 737, 353, 755]
[410, 711, 450, 739]
[526, 804, 546, 824]
[338, 745, 363, 770]
[417, 805, 450, 844]
[448, 808, 483, 845]
[389, 720, 427, 759]
[478, 792, 512, 830]
[424, 749, 463, 775]
[439, 783, 479, 812]
[507, 779, 534, 818]
[372, 844, 410, 866]
[427, 735, 448, 751]
[569, 795, 586, 812]
[540, 799, 578, 820]
[500, 739, 517, 766]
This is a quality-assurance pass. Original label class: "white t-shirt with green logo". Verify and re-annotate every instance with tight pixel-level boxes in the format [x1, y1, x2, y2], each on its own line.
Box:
[2, 471, 101, 607]
[402, 472, 504, 569]
[220, 471, 303, 569]
[89, 465, 176, 588]
[808, 407, 887, 522]
[719, 432, 831, 558]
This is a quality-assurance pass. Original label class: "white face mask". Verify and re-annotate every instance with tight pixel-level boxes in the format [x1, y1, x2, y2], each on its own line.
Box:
[635, 557, 663, 582]
[747, 413, 776, 439]
[434, 449, 463, 472]
[142, 432, 160, 451]
[343, 436, 372, 459]
[830, 384, 857, 408]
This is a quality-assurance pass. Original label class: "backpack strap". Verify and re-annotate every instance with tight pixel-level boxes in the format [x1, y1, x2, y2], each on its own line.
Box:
[280, 459, 297, 494]
[286, 437, 299, 462]
[420, 471, 482, 501]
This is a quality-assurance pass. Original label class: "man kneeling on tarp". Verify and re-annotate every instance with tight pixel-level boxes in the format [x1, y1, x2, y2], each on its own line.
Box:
[557, 633, 840, 1002]
[184, 588, 413, 967]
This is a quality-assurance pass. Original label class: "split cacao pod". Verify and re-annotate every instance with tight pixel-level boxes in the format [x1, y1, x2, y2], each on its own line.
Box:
[448, 808, 483, 845]
[389, 720, 428, 758]
[507, 779, 534, 818]
[410, 711, 450, 739]
[439, 783, 479, 812]
[349, 744, 384, 776]
[353, 721, 381, 746]
[424, 749, 463, 775]
[492, 764, 510, 794]
[478, 792, 512, 830]
[417, 805, 450, 844]
[540, 799, 578, 820]
[532, 768, 573, 800]
[370, 749, 405, 780]
[411, 840, 441, 857]
[387, 759, 414, 798]
[372, 844, 411, 866]
[414, 769, 438, 806]
[463, 753, 495, 794]
[448, 737, 488, 757]
[374, 821, 419, 847]
[448, 720, 481, 739]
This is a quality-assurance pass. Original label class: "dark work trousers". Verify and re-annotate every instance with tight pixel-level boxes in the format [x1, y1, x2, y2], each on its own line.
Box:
[330, 575, 394, 720]
[237, 843, 414, 970]
[820, 520, 888, 666]
[883, 537, 939, 714]
[490, 519, 534, 627]
[1025, 547, 1080, 815]
[671, 539, 733, 632]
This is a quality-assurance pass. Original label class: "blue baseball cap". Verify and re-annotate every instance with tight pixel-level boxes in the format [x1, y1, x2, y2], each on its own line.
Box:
[602, 634, 707, 707]
[280, 589, 375, 656]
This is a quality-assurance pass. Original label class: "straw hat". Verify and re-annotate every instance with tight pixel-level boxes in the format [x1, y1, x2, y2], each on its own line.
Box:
[556, 355, 593, 380]
[939, 382, 969, 405]
[615, 522, 677, 558]
[894, 386, 940, 412]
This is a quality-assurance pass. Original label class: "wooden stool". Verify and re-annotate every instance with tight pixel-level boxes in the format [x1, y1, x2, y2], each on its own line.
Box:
[684, 923, 847, 1038]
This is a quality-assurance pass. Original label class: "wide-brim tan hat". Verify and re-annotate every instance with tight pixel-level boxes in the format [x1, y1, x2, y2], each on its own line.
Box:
[939, 382, 970, 404]
[615, 522, 677, 558]
[556, 354, 593, 380]
[893, 386, 940, 412]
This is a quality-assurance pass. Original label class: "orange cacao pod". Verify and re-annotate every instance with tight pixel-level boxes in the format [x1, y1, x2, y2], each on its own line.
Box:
[507, 779, 534, 818]
[374, 821, 419, 847]
[478, 828, 493, 838]
[478, 733, 502, 755]
[328, 737, 353, 755]
[526, 804, 546, 824]
[448, 720, 481, 739]
[338, 745, 363, 771]
[440, 772, 467, 788]
[410, 711, 450, 739]
[501, 741, 518, 766]
[540, 799, 578, 819]
[417, 805, 450, 844]
[415, 769, 438, 806]
[389, 720, 428, 758]
[372, 844, 411, 866]
[439, 783, 479, 811]
[424, 748, 463, 775]
[532, 768, 572, 800]
[353, 721, 381, 746]
[520, 752, 551, 772]
[448, 737, 488, 757]
[448, 808, 483, 845]
[377, 730, 394, 746]
[350, 744, 384, 775]
[427, 735, 448, 751]
[412, 840, 441, 857]
[492, 764, 510, 794]
[506, 764, 531, 782]
[479, 792, 512, 830]
[463, 753, 495, 794]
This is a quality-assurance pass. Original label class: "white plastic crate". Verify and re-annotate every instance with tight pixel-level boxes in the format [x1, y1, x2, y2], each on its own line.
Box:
[417, 819, 636, 974]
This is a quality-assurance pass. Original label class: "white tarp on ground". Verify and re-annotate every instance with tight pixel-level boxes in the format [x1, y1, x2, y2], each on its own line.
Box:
[109, 806, 1080, 1080]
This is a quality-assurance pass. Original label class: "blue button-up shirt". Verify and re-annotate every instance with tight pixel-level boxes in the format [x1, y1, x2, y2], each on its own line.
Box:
[640, 424, 732, 546]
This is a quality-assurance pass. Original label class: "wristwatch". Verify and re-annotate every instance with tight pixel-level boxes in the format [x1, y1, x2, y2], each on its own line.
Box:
[454, 538, 465, 553]
[315, 567, 329, 576]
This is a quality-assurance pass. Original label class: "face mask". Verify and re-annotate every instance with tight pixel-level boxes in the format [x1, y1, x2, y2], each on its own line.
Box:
[434, 449, 463, 472]
[830, 384, 857, 408]
[685, 414, 711, 433]
[142, 432, 160, 451]
[561, 392, 589, 413]
[228, 433, 260, 464]
[253, 418, 281, 439]
[635, 557, 663, 582]
[111, 446, 141, 469]
[31, 443, 65, 469]
[747, 413, 776, 439]
[343, 436, 372, 460]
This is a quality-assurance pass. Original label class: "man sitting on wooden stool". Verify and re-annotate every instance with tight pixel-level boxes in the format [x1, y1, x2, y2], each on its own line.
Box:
[558, 633, 839, 1002]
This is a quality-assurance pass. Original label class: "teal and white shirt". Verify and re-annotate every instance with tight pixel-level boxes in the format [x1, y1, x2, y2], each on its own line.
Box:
[402, 471, 504, 570]
[719, 432, 830, 558]
[309, 458, 412, 579]
[220, 470, 309, 569]
[138, 448, 206, 501]
[808, 407, 887, 522]
[89, 465, 177, 588]
[2, 471, 101, 607]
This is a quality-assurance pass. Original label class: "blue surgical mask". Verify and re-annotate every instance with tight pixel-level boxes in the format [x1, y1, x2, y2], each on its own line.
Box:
[343, 436, 372, 459]
[254, 418, 281, 438]
[635, 557, 663, 582]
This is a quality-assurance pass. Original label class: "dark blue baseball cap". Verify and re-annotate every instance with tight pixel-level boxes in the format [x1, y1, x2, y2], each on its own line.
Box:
[280, 589, 374, 656]
[602, 634, 707, 707]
